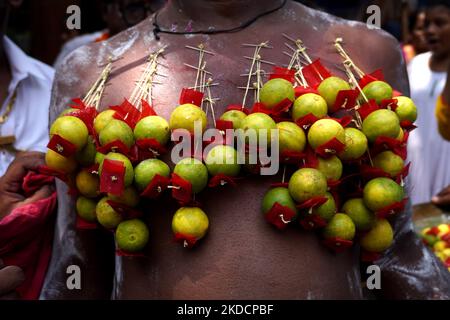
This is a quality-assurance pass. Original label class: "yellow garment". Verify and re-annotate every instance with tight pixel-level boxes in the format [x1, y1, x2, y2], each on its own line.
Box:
[436, 95, 450, 141]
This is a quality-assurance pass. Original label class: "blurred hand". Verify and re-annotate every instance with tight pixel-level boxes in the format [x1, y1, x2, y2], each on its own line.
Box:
[0, 259, 24, 300]
[0, 151, 54, 220]
[432, 185, 450, 208]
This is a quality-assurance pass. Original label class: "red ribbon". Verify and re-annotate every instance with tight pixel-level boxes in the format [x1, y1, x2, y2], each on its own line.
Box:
[174, 232, 199, 249]
[295, 113, 320, 129]
[269, 66, 296, 84]
[106, 200, 142, 220]
[76, 216, 98, 230]
[140, 174, 170, 199]
[302, 59, 332, 88]
[280, 150, 306, 165]
[381, 99, 398, 111]
[226, 105, 250, 114]
[357, 99, 381, 120]
[358, 69, 385, 89]
[400, 120, 417, 131]
[265, 202, 297, 230]
[96, 139, 131, 155]
[299, 213, 328, 230]
[332, 89, 359, 112]
[140, 99, 157, 118]
[294, 86, 319, 98]
[315, 137, 346, 158]
[179, 88, 204, 106]
[208, 174, 240, 188]
[136, 138, 167, 158]
[361, 250, 382, 263]
[375, 198, 408, 219]
[372, 136, 407, 160]
[360, 164, 392, 180]
[115, 249, 146, 257]
[111, 99, 141, 128]
[296, 196, 328, 210]
[270, 182, 289, 188]
[322, 237, 353, 253]
[47, 134, 77, 158]
[171, 173, 193, 205]
[99, 159, 125, 196]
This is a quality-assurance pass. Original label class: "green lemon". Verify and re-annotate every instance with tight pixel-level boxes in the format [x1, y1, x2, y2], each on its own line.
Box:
[205, 145, 241, 177]
[363, 177, 404, 212]
[116, 219, 150, 252]
[50, 116, 89, 151]
[342, 198, 375, 231]
[94, 109, 116, 134]
[360, 219, 394, 253]
[259, 78, 295, 109]
[76, 135, 96, 166]
[96, 197, 123, 229]
[134, 115, 170, 145]
[277, 121, 306, 153]
[108, 186, 140, 207]
[76, 196, 97, 222]
[261, 187, 298, 216]
[339, 128, 368, 161]
[169, 103, 207, 133]
[99, 152, 134, 187]
[307, 119, 345, 149]
[99, 119, 135, 148]
[134, 158, 170, 192]
[288, 168, 328, 203]
[373, 151, 404, 177]
[395, 96, 417, 123]
[45, 149, 77, 173]
[292, 93, 328, 121]
[362, 109, 400, 143]
[58, 108, 77, 118]
[172, 207, 209, 240]
[317, 156, 343, 181]
[219, 110, 247, 129]
[174, 157, 209, 194]
[317, 76, 351, 111]
[240, 112, 277, 145]
[362, 81, 393, 105]
[75, 170, 99, 198]
[323, 213, 355, 241]
[95, 152, 105, 165]
[312, 192, 337, 222]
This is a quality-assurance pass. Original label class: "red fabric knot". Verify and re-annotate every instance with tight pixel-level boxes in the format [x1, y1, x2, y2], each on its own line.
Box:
[99, 159, 125, 196]
[372, 136, 407, 160]
[140, 174, 170, 199]
[171, 173, 193, 205]
[174, 233, 198, 249]
[315, 137, 346, 158]
[381, 99, 398, 111]
[251, 102, 272, 115]
[302, 59, 332, 89]
[269, 66, 296, 84]
[361, 250, 382, 263]
[322, 237, 353, 253]
[294, 86, 319, 98]
[357, 99, 380, 120]
[136, 138, 167, 158]
[179, 88, 204, 106]
[96, 139, 131, 155]
[332, 89, 359, 112]
[375, 198, 408, 219]
[299, 213, 328, 230]
[85, 163, 100, 175]
[400, 120, 417, 131]
[208, 174, 240, 188]
[47, 134, 77, 158]
[360, 164, 392, 180]
[265, 202, 297, 230]
[106, 200, 142, 220]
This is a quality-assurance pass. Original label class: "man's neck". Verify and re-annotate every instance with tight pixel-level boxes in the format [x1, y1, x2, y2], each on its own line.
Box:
[157, 0, 287, 32]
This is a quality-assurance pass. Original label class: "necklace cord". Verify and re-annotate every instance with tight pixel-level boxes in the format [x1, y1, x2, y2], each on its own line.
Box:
[152, 0, 288, 40]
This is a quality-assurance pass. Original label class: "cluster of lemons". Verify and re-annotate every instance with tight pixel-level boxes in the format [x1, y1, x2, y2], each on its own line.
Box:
[421, 224, 450, 272]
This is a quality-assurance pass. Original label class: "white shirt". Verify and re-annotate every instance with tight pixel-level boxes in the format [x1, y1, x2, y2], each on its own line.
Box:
[0, 36, 54, 176]
[407, 52, 449, 205]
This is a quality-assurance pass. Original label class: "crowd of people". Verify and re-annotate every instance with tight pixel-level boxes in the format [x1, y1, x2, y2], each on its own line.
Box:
[0, 0, 449, 300]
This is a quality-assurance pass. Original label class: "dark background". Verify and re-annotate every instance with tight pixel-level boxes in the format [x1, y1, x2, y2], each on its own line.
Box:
[4, 0, 430, 65]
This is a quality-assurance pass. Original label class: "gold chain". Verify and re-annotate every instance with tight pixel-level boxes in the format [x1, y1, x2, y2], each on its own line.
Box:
[0, 89, 17, 125]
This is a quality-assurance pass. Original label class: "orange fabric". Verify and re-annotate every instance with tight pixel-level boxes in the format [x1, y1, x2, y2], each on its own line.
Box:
[436, 95, 450, 141]
[94, 32, 110, 43]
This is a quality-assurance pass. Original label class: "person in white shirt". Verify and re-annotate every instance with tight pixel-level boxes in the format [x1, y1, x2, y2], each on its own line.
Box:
[0, 1, 54, 176]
